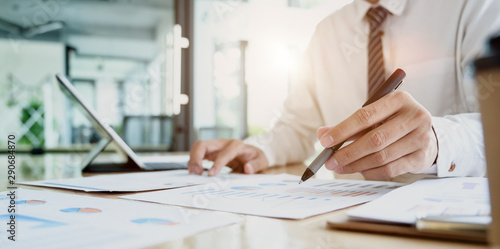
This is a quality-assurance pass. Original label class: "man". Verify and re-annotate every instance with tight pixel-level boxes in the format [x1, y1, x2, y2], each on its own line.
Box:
[188, 0, 500, 180]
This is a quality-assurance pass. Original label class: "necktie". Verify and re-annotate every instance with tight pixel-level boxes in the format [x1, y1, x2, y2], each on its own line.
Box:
[366, 6, 390, 97]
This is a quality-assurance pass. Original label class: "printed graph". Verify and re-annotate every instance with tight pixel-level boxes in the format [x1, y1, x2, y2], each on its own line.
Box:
[286, 187, 378, 197]
[312, 181, 399, 189]
[230, 186, 262, 191]
[181, 178, 394, 203]
[60, 208, 102, 213]
[16, 200, 46, 205]
[131, 218, 179, 226]
[462, 182, 478, 190]
[122, 174, 404, 219]
[0, 214, 65, 228]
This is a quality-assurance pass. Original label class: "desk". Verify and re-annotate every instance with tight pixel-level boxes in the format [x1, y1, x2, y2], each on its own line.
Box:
[0, 153, 486, 249]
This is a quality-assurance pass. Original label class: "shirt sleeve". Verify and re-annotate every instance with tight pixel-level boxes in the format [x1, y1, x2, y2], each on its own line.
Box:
[432, 114, 486, 177]
[244, 31, 324, 166]
[433, 0, 500, 177]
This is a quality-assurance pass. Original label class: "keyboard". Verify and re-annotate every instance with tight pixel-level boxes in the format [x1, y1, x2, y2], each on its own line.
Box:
[143, 162, 188, 170]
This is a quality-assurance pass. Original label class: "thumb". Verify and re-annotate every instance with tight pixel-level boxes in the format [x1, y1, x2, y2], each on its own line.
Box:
[243, 157, 268, 174]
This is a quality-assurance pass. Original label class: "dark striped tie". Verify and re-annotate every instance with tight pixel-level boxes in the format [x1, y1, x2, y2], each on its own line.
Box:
[366, 6, 390, 97]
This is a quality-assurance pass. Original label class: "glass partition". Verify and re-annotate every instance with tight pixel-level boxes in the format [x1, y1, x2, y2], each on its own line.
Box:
[0, 0, 178, 152]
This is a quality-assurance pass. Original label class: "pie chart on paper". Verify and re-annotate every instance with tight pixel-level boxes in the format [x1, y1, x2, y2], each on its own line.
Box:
[16, 200, 46, 205]
[60, 207, 102, 213]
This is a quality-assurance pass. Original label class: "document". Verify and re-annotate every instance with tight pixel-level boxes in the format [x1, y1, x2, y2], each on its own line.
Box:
[19, 170, 258, 192]
[0, 189, 241, 249]
[121, 174, 404, 219]
[347, 177, 490, 224]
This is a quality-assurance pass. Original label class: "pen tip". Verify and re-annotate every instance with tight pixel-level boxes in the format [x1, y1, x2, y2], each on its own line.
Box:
[299, 180, 303, 184]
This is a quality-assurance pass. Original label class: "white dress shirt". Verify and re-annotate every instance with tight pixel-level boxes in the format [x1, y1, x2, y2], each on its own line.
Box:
[245, 0, 500, 177]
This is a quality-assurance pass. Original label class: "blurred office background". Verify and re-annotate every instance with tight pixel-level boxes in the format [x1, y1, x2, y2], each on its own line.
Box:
[0, 0, 352, 154]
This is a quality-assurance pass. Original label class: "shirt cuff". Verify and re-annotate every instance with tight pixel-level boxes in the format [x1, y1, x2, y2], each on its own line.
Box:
[432, 116, 470, 177]
[243, 134, 278, 166]
[422, 164, 437, 174]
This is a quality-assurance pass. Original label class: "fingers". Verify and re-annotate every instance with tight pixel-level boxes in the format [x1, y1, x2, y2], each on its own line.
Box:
[208, 141, 268, 176]
[188, 139, 226, 175]
[188, 138, 269, 176]
[244, 155, 269, 174]
[320, 91, 436, 179]
[327, 108, 421, 170]
[208, 140, 246, 176]
[337, 129, 423, 174]
[316, 126, 332, 139]
[360, 150, 426, 180]
[188, 140, 207, 175]
[319, 92, 410, 148]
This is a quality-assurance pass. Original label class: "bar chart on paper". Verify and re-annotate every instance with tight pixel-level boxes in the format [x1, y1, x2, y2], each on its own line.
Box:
[347, 177, 491, 224]
[121, 174, 404, 219]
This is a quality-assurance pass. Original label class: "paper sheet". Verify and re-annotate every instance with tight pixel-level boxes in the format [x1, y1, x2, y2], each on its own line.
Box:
[0, 189, 241, 249]
[19, 170, 258, 192]
[121, 174, 404, 219]
[347, 177, 490, 224]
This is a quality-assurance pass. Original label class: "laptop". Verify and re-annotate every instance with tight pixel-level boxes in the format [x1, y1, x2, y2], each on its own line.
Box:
[56, 73, 188, 172]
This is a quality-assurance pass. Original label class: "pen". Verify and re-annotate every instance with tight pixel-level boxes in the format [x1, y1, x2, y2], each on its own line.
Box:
[299, 68, 406, 184]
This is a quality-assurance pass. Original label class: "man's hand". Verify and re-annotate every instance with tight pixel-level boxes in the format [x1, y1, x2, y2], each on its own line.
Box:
[317, 92, 438, 180]
[188, 139, 269, 176]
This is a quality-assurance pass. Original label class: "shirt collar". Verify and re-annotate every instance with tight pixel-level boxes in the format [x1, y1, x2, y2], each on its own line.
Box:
[353, 0, 407, 21]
